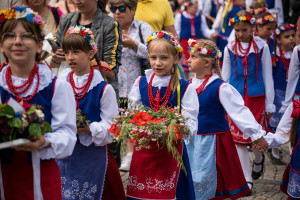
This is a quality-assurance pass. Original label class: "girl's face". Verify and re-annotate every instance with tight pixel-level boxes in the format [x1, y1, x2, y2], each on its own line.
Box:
[0, 22, 42, 66]
[65, 49, 94, 76]
[73, 0, 97, 14]
[187, 52, 210, 75]
[277, 29, 296, 51]
[186, 3, 198, 16]
[149, 41, 178, 77]
[257, 22, 277, 39]
[234, 22, 252, 42]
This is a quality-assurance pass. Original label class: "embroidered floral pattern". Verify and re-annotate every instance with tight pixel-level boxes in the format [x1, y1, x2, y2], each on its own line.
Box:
[127, 172, 176, 193]
[61, 177, 98, 200]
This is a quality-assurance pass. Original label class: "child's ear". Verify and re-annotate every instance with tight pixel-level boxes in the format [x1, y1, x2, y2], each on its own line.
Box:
[173, 55, 179, 65]
[89, 49, 97, 60]
[204, 59, 212, 68]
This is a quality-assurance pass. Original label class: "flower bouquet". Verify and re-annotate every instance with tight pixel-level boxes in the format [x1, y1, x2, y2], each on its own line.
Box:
[108, 104, 191, 170]
[76, 109, 91, 128]
[0, 98, 52, 149]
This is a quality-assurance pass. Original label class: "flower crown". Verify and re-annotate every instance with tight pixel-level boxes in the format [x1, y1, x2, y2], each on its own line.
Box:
[188, 39, 222, 58]
[0, 6, 46, 39]
[256, 13, 277, 24]
[65, 26, 97, 50]
[184, 0, 197, 7]
[273, 24, 297, 38]
[248, 7, 269, 15]
[229, 15, 256, 26]
[146, 31, 183, 59]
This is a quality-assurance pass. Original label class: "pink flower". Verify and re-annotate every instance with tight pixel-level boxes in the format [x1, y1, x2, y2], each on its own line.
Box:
[33, 15, 42, 24]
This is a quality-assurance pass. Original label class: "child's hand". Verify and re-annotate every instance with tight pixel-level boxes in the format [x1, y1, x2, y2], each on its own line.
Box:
[265, 112, 273, 119]
[253, 137, 268, 153]
[77, 124, 91, 135]
[211, 33, 218, 40]
[12, 136, 47, 152]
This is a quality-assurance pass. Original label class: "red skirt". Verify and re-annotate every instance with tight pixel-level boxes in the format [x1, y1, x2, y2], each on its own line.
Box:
[127, 141, 183, 200]
[228, 95, 266, 145]
[1, 151, 61, 200]
[211, 131, 251, 199]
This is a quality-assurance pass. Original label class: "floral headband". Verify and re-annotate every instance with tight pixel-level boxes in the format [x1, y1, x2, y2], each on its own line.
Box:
[229, 15, 256, 27]
[273, 24, 297, 38]
[65, 25, 97, 51]
[146, 31, 183, 59]
[0, 6, 46, 39]
[248, 7, 269, 15]
[184, 0, 197, 7]
[188, 39, 222, 58]
[256, 13, 277, 24]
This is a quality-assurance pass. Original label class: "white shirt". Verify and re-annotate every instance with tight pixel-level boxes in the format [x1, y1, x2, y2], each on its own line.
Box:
[60, 68, 118, 147]
[174, 11, 214, 39]
[128, 69, 199, 136]
[190, 73, 266, 141]
[0, 64, 77, 160]
[280, 45, 300, 113]
[222, 36, 275, 113]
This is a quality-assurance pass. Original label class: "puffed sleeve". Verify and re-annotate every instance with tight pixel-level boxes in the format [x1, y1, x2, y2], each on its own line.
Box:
[39, 78, 77, 159]
[128, 76, 143, 107]
[221, 46, 231, 82]
[174, 13, 181, 38]
[261, 44, 275, 113]
[85, 84, 118, 146]
[264, 103, 293, 148]
[181, 83, 199, 136]
[280, 46, 300, 113]
[219, 83, 266, 141]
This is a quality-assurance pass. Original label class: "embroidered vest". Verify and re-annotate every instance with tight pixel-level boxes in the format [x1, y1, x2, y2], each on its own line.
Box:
[196, 79, 230, 135]
[229, 49, 265, 97]
[180, 13, 202, 39]
[139, 76, 189, 109]
[290, 116, 300, 173]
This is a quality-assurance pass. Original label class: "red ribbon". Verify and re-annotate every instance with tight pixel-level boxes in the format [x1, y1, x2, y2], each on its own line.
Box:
[291, 99, 300, 119]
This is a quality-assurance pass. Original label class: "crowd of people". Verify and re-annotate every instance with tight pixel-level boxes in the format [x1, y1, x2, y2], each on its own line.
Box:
[0, 0, 300, 199]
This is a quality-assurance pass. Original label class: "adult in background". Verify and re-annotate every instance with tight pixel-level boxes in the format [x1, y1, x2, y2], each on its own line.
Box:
[53, 0, 77, 14]
[134, 0, 178, 38]
[21, 0, 63, 35]
[109, 0, 153, 172]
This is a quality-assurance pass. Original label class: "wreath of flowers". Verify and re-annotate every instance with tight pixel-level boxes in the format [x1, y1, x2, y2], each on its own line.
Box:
[184, 0, 197, 7]
[256, 13, 277, 24]
[65, 26, 97, 50]
[248, 7, 269, 15]
[273, 24, 297, 38]
[188, 39, 222, 58]
[147, 31, 183, 59]
[0, 6, 46, 39]
[229, 15, 256, 27]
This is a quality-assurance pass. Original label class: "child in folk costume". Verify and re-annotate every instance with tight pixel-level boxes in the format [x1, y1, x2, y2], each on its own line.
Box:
[57, 26, 125, 200]
[186, 39, 268, 199]
[269, 24, 296, 164]
[174, 0, 216, 78]
[222, 10, 275, 190]
[212, 0, 245, 64]
[0, 6, 77, 199]
[126, 31, 199, 200]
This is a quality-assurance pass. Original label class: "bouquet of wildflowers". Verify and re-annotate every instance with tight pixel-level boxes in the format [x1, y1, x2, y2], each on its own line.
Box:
[76, 109, 90, 128]
[108, 104, 191, 169]
[0, 99, 52, 143]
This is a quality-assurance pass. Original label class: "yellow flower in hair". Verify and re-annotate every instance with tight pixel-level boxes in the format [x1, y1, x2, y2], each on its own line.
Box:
[241, 16, 246, 21]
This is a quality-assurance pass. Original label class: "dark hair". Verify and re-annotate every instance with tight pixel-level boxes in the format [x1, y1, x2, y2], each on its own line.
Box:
[249, 1, 267, 9]
[98, 0, 109, 14]
[0, 18, 42, 62]
[256, 12, 277, 34]
[289, 117, 298, 148]
[62, 33, 107, 80]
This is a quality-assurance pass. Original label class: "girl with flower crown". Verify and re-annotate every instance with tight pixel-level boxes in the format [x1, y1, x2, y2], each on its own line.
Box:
[126, 31, 198, 200]
[174, 0, 217, 79]
[56, 25, 125, 200]
[0, 6, 77, 199]
[186, 39, 269, 199]
[222, 10, 275, 191]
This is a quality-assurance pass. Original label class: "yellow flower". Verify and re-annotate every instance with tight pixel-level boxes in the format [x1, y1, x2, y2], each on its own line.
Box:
[241, 16, 246, 21]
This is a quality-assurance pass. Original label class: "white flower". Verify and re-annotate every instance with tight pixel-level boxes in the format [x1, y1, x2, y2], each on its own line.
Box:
[201, 48, 208, 55]
[73, 27, 80, 33]
[35, 109, 45, 120]
[275, 29, 280, 35]
[250, 18, 256, 24]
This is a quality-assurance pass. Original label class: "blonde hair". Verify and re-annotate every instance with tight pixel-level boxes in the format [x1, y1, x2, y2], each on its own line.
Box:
[196, 39, 223, 79]
[148, 38, 179, 93]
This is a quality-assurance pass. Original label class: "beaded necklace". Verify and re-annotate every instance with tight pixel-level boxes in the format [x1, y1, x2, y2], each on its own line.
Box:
[195, 74, 212, 95]
[279, 47, 291, 80]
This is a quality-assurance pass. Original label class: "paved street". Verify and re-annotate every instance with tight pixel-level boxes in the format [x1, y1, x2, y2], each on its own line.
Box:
[120, 143, 291, 199]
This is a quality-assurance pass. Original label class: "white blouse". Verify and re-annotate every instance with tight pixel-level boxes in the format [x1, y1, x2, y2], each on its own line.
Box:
[280, 45, 300, 113]
[222, 36, 275, 113]
[264, 103, 293, 148]
[175, 11, 214, 39]
[0, 64, 77, 160]
[190, 73, 266, 141]
[60, 68, 118, 147]
[128, 69, 199, 136]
